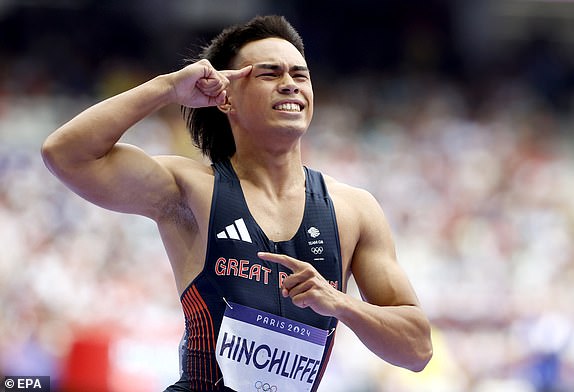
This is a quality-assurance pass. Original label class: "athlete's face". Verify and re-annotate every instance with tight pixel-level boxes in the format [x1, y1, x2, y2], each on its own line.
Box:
[226, 38, 313, 138]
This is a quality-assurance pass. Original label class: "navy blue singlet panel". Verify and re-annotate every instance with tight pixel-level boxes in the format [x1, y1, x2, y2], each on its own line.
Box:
[175, 159, 343, 392]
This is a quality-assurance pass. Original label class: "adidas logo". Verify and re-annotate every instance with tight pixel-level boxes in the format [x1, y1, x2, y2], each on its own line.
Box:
[216, 218, 252, 243]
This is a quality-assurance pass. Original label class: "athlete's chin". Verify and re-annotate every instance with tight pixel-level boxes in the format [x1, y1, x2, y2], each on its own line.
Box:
[271, 121, 309, 137]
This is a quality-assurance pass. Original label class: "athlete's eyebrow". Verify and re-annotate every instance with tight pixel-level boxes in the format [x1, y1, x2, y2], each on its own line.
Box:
[253, 63, 309, 73]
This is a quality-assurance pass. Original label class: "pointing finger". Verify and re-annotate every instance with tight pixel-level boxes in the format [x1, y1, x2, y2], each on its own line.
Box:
[257, 252, 300, 271]
[221, 65, 253, 81]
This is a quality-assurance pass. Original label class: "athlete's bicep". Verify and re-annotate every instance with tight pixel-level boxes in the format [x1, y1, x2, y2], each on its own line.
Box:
[350, 190, 421, 308]
[56, 143, 181, 218]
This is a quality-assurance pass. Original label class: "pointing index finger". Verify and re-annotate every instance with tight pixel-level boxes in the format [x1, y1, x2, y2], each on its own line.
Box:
[257, 251, 298, 271]
[221, 65, 252, 81]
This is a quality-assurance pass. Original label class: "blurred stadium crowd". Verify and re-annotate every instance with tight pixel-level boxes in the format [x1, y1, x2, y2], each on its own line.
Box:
[1, 1, 574, 391]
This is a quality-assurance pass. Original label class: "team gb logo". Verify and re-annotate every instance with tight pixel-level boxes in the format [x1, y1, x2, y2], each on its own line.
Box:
[307, 227, 320, 238]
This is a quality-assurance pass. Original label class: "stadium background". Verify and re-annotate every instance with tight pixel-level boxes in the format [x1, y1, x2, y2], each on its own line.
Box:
[1, 1, 574, 391]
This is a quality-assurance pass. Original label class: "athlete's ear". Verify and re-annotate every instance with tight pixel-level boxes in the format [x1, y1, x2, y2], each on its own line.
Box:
[217, 96, 233, 114]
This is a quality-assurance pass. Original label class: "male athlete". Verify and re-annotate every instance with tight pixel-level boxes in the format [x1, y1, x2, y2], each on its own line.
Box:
[42, 15, 432, 391]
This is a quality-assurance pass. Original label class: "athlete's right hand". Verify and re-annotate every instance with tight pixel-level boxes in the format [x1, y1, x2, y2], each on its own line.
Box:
[168, 59, 252, 108]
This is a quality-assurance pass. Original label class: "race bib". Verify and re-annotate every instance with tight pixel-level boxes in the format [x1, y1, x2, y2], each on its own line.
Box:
[215, 302, 328, 392]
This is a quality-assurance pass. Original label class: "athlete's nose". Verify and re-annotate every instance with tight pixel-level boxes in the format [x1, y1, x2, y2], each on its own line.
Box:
[279, 74, 300, 94]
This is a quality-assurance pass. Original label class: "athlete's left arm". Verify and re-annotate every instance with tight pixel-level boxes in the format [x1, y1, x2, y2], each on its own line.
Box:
[258, 186, 432, 372]
[338, 187, 433, 371]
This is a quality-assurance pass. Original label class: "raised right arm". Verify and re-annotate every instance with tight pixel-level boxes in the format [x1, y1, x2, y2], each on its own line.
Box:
[41, 60, 251, 219]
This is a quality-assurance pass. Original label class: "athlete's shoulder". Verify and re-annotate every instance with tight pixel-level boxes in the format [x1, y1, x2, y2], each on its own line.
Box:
[321, 172, 377, 204]
[321, 172, 385, 236]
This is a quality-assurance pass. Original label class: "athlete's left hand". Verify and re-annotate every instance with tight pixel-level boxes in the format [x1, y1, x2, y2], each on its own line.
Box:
[257, 252, 345, 317]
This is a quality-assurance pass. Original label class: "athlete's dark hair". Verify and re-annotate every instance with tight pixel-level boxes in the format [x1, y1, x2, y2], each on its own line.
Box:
[182, 15, 305, 162]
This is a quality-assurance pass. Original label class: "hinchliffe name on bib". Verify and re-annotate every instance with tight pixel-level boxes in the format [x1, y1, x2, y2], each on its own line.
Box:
[218, 332, 321, 384]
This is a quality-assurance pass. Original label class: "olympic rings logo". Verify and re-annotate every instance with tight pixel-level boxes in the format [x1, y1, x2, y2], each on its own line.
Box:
[255, 381, 278, 391]
[311, 246, 323, 255]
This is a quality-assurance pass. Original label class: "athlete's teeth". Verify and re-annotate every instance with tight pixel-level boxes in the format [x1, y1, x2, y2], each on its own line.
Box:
[274, 103, 301, 112]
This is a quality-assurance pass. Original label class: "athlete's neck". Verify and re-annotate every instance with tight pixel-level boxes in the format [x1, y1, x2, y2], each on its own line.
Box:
[230, 150, 305, 198]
